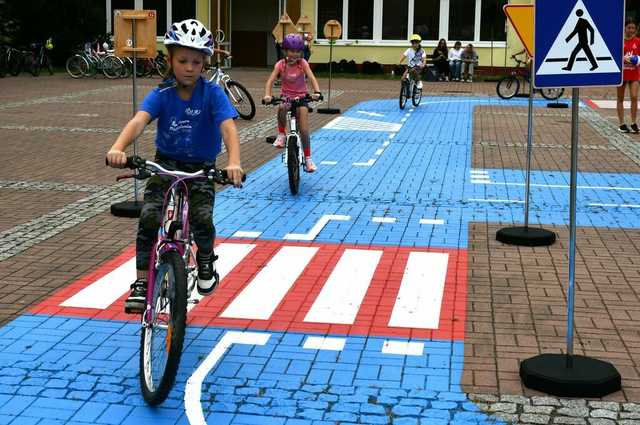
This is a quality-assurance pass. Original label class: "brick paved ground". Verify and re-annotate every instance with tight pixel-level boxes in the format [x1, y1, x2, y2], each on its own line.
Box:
[1, 70, 640, 423]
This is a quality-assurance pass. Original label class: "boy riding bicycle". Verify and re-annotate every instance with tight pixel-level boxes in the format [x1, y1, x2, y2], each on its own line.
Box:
[106, 19, 243, 314]
[400, 34, 426, 90]
[263, 33, 322, 172]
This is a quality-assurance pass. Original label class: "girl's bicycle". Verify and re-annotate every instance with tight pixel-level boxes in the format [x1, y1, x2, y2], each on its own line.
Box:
[399, 65, 422, 109]
[113, 155, 244, 405]
[497, 58, 564, 100]
[263, 94, 322, 195]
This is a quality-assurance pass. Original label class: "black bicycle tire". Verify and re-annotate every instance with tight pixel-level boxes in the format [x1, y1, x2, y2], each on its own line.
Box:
[399, 81, 407, 109]
[8, 52, 22, 76]
[287, 135, 300, 195]
[412, 84, 422, 107]
[65, 55, 86, 79]
[496, 76, 520, 100]
[139, 251, 187, 406]
[0, 48, 7, 78]
[155, 56, 169, 78]
[102, 56, 122, 80]
[540, 87, 564, 101]
[30, 56, 41, 77]
[226, 80, 256, 120]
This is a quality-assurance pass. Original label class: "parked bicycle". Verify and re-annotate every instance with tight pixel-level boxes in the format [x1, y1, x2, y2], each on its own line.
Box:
[113, 155, 245, 405]
[497, 58, 564, 100]
[5, 46, 33, 76]
[399, 65, 422, 109]
[263, 94, 322, 195]
[29, 38, 54, 76]
[206, 55, 256, 120]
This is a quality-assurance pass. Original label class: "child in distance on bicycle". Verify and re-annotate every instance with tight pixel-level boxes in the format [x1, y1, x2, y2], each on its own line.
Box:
[400, 34, 426, 90]
[263, 33, 322, 172]
[106, 19, 243, 314]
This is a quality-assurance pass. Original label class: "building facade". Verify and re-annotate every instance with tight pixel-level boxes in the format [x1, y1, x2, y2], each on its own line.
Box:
[105, 0, 640, 69]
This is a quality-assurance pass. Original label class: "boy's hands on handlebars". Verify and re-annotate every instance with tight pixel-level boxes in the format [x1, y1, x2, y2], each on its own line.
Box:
[225, 163, 245, 188]
[106, 150, 127, 168]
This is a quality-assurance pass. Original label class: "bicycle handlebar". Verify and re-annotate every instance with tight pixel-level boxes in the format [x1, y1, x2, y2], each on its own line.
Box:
[108, 156, 246, 186]
[262, 94, 323, 106]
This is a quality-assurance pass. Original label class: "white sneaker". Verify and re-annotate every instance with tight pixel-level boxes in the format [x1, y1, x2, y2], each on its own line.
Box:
[416, 81, 423, 90]
[304, 157, 317, 173]
[273, 134, 286, 148]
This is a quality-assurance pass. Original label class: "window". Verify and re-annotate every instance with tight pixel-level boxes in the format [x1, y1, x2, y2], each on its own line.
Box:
[449, 0, 476, 41]
[348, 0, 374, 39]
[171, 0, 196, 23]
[480, 0, 507, 41]
[382, 0, 408, 40]
[414, 0, 440, 41]
[317, 0, 343, 37]
[143, 0, 167, 36]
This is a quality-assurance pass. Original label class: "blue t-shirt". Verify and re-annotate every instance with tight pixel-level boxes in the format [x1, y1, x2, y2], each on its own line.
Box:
[140, 77, 238, 162]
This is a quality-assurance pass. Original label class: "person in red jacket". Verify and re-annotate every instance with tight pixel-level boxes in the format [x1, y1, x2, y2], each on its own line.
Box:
[618, 19, 640, 134]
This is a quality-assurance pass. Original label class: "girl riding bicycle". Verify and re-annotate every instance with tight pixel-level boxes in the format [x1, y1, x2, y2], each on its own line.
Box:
[263, 33, 322, 172]
[399, 34, 426, 90]
[106, 19, 243, 314]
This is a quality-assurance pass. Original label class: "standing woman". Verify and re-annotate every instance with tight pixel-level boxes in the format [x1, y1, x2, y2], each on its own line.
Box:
[618, 18, 640, 133]
[433, 39, 450, 81]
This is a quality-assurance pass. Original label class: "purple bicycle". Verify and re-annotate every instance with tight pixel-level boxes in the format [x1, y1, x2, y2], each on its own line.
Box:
[116, 155, 244, 405]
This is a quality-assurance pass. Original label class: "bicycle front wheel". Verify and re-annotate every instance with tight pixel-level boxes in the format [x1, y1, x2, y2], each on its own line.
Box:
[287, 136, 300, 195]
[102, 56, 123, 79]
[226, 80, 256, 120]
[496, 76, 520, 100]
[65, 55, 87, 79]
[412, 83, 422, 107]
[140, 250, 187, 406]
[540, 87, 564, 101]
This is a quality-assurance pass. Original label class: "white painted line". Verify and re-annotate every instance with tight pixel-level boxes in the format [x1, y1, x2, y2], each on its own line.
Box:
[388, 252, 449, 329]
[323, 117, 402, 132]
[405, 113, 411, 117]
[470, 169, 488, 173]
[284, 214, 351, 241]
[482, 181, 640, 192]
[589, 203, 640, 208]
[356, 110, 385, 117]
[61, 258, 135, 309]
[382, 340, 424, 356]
[232, 231, 262, 238]
[401, 118, 407, 122]
[468, 198, 525, 204]
[389, 133, 396, 139]
[303, 336, 346, 351]
[374, 149, 384, 156]
[188, 243, 256, 311]
[382, 141, 390, 147]
[470, 171, 489, 176]
[353, 159, 376, 166]
[409, 108, 415, 111]
[304, 249, 382, 325]
[372, 217, 396, 223]
[591, 99, 635, 109]
[221, 246, 318, 320]
[76, 113, 99, 117]
[471, 179, 492, 184]
[185, 331, 270, 425]
[419, 218, 445, 225]
[321, 161, 338, 165]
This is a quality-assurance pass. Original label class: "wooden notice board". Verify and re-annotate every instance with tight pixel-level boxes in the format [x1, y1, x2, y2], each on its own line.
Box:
[114, 9, 157, 58]
[323, 20, 342, 40]
[271, 13, 297, 44]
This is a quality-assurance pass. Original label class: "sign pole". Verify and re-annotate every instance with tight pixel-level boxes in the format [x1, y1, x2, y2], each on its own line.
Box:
[497, 5, 556, 246]
[318, 21, 341, 115]
[131, 19, 139, 205]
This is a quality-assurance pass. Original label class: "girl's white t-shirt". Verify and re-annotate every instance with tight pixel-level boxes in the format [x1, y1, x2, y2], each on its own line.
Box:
[404, 48, 425, 67]
[449, 48, 463, 61]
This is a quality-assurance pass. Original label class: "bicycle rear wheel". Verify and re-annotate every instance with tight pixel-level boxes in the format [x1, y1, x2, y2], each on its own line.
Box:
[287, 135, 300, 195]
[399, 80, 408, 109]
[102, 55, 123, 79]
[497, 76, 520, 99]
[226, 80, 256, 120]
[540, 87, 564, 101]
[140, 250, 187, 406]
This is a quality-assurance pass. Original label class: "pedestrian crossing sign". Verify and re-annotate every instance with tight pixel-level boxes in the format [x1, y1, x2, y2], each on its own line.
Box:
[534, 0, 624, 88]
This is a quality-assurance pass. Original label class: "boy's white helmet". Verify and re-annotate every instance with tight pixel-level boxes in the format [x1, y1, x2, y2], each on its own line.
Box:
[164, 19, 214, 56]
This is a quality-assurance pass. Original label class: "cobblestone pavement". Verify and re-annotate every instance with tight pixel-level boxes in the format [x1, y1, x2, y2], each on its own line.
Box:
[0, 71, 639, 424]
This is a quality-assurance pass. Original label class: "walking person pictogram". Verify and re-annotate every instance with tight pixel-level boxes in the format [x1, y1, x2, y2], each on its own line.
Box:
[562, 9, 599, 71]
